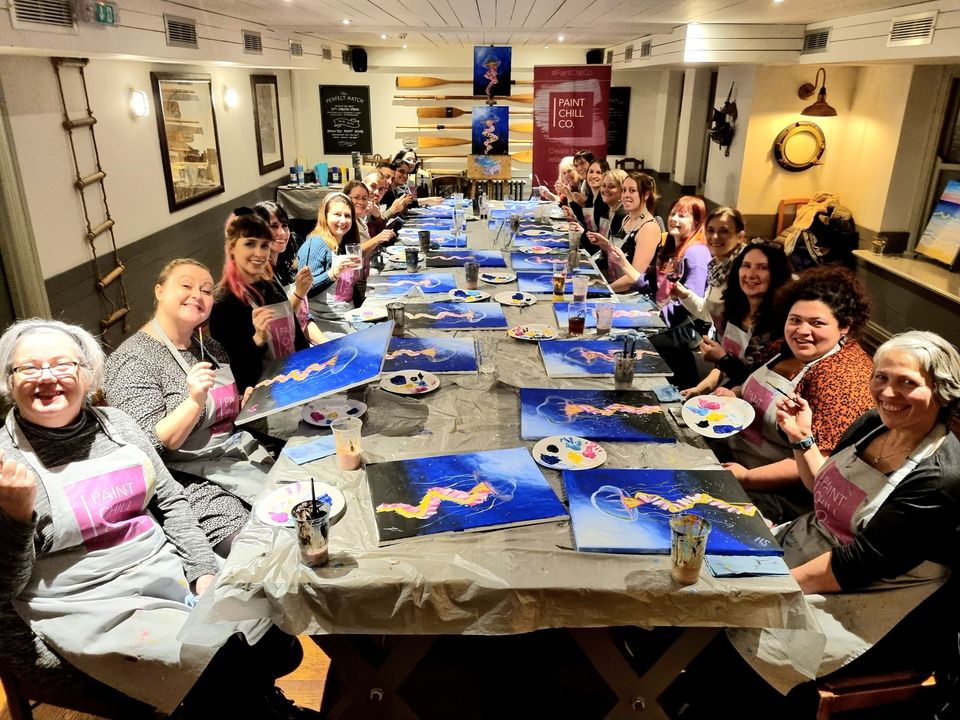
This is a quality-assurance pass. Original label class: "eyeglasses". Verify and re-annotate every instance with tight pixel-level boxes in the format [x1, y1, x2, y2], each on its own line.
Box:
[12, 361, 80, 380]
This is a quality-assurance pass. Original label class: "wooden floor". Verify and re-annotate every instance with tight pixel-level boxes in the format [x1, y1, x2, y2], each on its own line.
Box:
[0, 637, 329, 720]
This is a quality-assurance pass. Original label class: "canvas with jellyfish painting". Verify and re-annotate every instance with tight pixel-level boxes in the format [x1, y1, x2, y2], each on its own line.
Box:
[563, 468, 782, 556]
[520, 388, 675, 442]
[383, 336, 478, 374]
[366, 447, 567, 545]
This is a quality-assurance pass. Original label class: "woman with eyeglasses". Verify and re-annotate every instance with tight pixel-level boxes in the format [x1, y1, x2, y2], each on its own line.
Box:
[0, 319, 317, 719]
[344, 180, 396, 250]
[105, 258, 277, 555]
[209, 214, 312, 394]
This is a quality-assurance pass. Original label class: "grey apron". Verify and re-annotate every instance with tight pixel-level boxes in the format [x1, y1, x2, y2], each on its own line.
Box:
[7, 408, 217, 713]
[729, 423, 950, 693]
[150, 320, 273, 505]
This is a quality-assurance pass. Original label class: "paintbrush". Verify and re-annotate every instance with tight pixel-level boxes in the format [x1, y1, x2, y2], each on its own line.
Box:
[767, 382, 800, 408]
[311, 477, 319, 519]
[198, 326, 205, 362]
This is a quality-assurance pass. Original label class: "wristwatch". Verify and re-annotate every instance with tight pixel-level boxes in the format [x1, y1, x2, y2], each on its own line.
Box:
[790, 436, 816, 451]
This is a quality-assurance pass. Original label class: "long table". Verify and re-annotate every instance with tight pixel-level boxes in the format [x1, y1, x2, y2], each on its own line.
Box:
[185, 209, 822, 719]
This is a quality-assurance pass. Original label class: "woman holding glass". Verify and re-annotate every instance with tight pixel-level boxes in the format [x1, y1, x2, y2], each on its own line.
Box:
[208, 214, 312, 394]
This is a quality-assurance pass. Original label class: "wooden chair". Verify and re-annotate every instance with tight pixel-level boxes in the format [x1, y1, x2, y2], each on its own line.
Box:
[615, 157, 644, 171]
[815, 669, 937, 719]
[0, 669, 160, 720]
[430, 173, 468, 197]
[776, 197, 810, 235]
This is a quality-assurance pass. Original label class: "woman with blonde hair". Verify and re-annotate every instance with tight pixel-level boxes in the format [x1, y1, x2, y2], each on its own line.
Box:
[295, 192, 363, 334]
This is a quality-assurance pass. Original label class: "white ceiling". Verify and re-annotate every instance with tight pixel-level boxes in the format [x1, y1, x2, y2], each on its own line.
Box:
[181, 0, 929, 48]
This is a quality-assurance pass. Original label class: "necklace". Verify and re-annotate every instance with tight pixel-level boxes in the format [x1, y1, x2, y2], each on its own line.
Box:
[871, 432, 916, 463]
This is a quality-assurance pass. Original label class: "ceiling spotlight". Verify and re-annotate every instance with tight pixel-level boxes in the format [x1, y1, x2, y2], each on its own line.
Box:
[380, 33, 388, 39]
[341, 18, 351, 24]
[399, 32, 407, 39]
[543, 45, 550, 49]
[402, 43, 408, 48]
[558, 35, 565, 42]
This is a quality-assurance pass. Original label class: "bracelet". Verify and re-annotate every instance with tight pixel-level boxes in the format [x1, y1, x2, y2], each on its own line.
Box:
[789, 436, 816, 451]
[294, 292, 305, 300]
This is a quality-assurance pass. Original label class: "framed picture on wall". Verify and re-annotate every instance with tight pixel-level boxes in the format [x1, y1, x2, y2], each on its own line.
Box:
[251, 74, 284, 174]
[150, 72, 225, 212]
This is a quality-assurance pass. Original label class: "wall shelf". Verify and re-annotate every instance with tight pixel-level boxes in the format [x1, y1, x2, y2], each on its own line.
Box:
[853, 250, 960, 306]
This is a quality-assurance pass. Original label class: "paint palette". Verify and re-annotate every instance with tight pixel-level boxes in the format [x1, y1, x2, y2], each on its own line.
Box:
[480, 272, 516, 284]
[448, 288, 490, 303]
[255, 481, 346, 527]
[681, 395, 756, 438]
[380, 370, 441, 395]
[384, 245, 407, 258]
[494, 290, 537, 306]
[301, 397, 368, 427]
[519, 245, 560, 254]
[508, 324, 559, 341]
[532, 435, 607, 471]
[344, 306, 388, 323]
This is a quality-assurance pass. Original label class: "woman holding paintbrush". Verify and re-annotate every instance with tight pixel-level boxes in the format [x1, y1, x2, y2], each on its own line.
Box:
[717, 265, 874, 524]
[105, 258, 276, 554]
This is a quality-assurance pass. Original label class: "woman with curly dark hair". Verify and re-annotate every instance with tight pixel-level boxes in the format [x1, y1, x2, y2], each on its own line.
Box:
[682, 241, 793, 397]
[717, 265, 875, 524]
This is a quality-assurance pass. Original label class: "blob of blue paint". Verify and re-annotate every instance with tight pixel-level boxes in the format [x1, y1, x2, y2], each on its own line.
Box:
[713, 424, 740, 434]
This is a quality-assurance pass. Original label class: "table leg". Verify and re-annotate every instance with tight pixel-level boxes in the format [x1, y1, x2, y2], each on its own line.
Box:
[570, 627, 719, 719]
[311, 635, 434, 720]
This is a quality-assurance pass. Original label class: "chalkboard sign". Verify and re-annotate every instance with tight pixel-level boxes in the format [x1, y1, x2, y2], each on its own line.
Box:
[320, 85, 373, 154]
[607, 86, 631, 155]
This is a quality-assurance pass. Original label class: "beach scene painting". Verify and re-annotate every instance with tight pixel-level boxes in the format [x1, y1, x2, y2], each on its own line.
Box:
[383, 336, 478, 374]
[366, 446, 567, 545]
[553, 302, 664, 329]
[564, 468, 782, 556]
[520, 388, 675, 442]
[516, 273, 611, 297]
[236, 322, 391, 425]
[539, 337, 671, 378]
[401, 302, 508, 330]
[366, 272, 458, 297]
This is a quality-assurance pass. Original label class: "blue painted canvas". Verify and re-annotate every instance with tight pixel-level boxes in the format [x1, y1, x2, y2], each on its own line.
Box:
[554, 302, 665, 329]
[472, 105, 509, 156]
[510, 252, 596, 274]
[398, 230, 466, 248]
[539, 337, 671, 378]
[520, 388, 674, 442]
[367, 272, 458, 297]
[564, 468, 782, 556]
[473, 45, 512, 99]
[426, 250, 507, 268]
[236, 322, 391, 425]
[516, 273, 612, 297]
[366, 446, 566, 545]
[384, 336, 478, 374]
[402, 302, 508, 329]
[513, 234, 568, 248]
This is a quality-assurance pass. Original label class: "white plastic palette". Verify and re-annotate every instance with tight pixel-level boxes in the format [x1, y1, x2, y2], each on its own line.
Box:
[380, 370, 441, 395]
[301, 397, 368, 427]
[448, 288, 490, 303]
[480, 272, 517, 284]
[508, 324, 558, 341]
[255, 481, 346, 527]
[681, 395, 756, 438]
[494, 291, 537, 307]
[532, 435, 607, 471]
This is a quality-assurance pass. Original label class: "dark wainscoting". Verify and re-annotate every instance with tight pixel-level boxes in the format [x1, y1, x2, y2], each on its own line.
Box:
[44, 180, 283, 349]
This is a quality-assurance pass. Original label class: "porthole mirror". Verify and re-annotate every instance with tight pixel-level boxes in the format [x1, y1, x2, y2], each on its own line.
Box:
[772, 121, 826, 172]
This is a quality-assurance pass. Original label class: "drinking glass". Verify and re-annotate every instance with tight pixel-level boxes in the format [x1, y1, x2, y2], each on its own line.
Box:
[572, 275, 589, 302]
[331, 417, 363, 470]
[595, 303, 614, 335]
[670, 514, 711, 585]
[405, 247, 420, 273]
[551, 262, 566, 299]
[567, 302, 587, 336]
[464, 261, 480, 290]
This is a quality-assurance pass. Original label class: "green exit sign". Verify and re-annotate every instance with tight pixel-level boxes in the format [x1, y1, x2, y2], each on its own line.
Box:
[94, 2, 116, 26]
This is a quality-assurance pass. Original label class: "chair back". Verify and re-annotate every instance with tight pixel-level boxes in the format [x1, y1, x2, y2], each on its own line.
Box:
[615, 157, 645, 171]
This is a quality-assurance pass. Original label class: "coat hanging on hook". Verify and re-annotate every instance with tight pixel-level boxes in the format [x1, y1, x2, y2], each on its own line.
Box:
[709, 82, 738, 157]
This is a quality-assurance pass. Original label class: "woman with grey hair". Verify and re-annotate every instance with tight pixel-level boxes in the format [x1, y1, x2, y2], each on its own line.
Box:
[720, 329, 960, 702]
[0, 319, 317, 718]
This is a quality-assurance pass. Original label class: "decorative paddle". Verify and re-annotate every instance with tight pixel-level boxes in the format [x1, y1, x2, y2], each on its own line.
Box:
[397, 93, 534, 104]
[399, 121, 535, 133]
[418, 137, 532, 148]
[417, 107, 531, 119]
[397, 76, 532, 89]
[419, 149, 534, 163]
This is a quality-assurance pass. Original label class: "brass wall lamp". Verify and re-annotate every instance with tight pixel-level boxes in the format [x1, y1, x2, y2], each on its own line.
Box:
[798, 67, 838, 117]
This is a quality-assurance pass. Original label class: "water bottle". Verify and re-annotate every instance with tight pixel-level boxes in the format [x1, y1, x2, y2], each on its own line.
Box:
[296, 164, 305, 185]
[289, 166, 297, 184]
[480, 193, 489, 219]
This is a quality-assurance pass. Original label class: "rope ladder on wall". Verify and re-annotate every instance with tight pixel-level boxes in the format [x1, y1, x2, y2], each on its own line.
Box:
[51, 57, 130, 347]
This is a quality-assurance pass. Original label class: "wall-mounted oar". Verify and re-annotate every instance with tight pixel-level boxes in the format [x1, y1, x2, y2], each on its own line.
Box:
[419, 149, 534, 163]
[397, 76, 533, 88]
[418, 136, 532, 148]
[417, 106, 532, 119]
[399, 121, 534, 133]
[397, 93, 534, 104]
